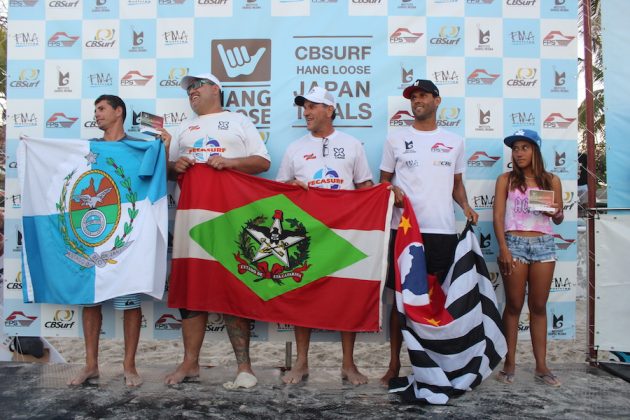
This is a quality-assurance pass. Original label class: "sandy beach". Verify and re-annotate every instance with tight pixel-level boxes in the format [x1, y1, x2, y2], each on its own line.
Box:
[47, 299, 590, 375]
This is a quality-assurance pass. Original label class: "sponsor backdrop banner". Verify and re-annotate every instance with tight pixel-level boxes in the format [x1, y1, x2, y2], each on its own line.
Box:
[4, 0, 577, 341]
[602, 0, 630, 208]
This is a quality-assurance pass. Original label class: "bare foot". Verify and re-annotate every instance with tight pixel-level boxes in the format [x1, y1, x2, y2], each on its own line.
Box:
[341, 365, 368, 385]
[164, 363, 200, 385]
[282, 364, 309, 384]
[379, 366, 400, 387]
[67, 366, 99, 386]
[124, 369, 143, 387]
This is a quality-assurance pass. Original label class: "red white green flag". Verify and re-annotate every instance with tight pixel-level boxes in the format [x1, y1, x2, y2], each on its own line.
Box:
[168, 165, 393, 332]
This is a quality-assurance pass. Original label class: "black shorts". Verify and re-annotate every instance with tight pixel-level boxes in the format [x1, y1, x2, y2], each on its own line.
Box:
[385, 230, 458, 289]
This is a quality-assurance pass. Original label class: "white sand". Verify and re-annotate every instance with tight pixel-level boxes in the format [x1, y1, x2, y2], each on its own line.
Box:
[47, 299, 589, 370]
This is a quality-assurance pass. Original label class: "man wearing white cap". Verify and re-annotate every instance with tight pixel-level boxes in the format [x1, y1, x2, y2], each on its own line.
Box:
[165, 73, 270, 388]
[379, 79, 478, 386]
[276, 86, 374, 385]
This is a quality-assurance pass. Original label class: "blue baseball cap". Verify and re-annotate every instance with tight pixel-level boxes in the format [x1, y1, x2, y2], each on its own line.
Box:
[503, 129, 542, 149]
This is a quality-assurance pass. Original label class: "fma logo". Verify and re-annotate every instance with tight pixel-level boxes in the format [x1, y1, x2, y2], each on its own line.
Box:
[46, 112, 78, 128]
[468, 151, 500, 167]
[10, 69, 41, 88]
[13, 32, 39, 48]
[48, 32, 80, 48]
[162, 29, 188, 46]
[155, 314, 183, 330]
[12, 112, 38, 128]
[389, 110, 414, 127]
[430, 26, 461, 45]
[163, 112, 188, 127]
[160, 67, 189, 87]
[473, 194, 495, 209]
[390, 28, 423, 44]
[4, 311, 37, 327]
[120, 70, 153, 86]
[467, 69, 500, 85]
[552, 313, 563, 329]
[510, 30, 535, 46]
[88, 72, 113, 88]
[511, 112, 536, 127]
[543, 31, 575, 47]
[437, 107, 461, 128]
[211, 39, 271, 82]
[433, 70, 458, 86]
[45, 309, 76, 329]
[507, 68, 537, 87]
[543, 113, 575, 129]
[551, 276, 572, 293]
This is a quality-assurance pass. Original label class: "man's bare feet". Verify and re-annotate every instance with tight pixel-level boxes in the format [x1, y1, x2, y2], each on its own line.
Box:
[164, 362, 200, 385]
[124, 368, 143, 387]
[67, 366, 99, 386]
[341, 365, 368, 385]
[282, 364, 309, 384]
[379, 365, 400, 387]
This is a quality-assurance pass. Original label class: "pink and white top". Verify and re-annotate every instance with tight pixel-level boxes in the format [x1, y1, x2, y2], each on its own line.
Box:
[504, 186, 553, 234]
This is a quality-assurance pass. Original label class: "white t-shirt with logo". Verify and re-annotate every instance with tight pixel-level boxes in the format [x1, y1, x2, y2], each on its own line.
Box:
[380, 126, 465, 234]
[276, 130, 373, 190]
[169, 111, 270, 163]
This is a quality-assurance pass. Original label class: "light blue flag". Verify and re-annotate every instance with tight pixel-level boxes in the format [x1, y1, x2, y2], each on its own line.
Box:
[17, 137, 168, 304]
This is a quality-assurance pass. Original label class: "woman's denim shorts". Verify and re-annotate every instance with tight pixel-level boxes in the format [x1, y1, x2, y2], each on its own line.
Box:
[506, 233, 557, 264]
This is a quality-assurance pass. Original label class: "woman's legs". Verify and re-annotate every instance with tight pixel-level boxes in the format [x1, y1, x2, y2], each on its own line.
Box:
[501, 261, 529, 374]
[527, 261, 555, 375]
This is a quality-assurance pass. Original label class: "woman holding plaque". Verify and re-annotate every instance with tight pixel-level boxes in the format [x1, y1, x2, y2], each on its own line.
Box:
[493, 129, 564, 387]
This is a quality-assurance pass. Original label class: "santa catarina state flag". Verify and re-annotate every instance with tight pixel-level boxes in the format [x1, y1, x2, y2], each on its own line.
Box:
[389, 197, 506, 404]
[17, 136, 168, 304]
[168, 165, 393, 332]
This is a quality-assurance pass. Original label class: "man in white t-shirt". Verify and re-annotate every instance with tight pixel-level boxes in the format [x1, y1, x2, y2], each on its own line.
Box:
[379, 79, 478, 386]
[164, 73, 271, 389]
[277, 86, 373, 385]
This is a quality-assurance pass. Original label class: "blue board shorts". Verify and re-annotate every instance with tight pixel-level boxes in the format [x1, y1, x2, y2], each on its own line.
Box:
[506, 233, 557, 263]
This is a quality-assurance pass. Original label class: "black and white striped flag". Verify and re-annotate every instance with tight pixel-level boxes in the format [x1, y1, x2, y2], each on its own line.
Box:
[389, 199, 507, 404]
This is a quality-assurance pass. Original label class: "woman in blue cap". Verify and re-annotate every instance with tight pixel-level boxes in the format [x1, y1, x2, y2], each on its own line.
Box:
[493, 129, 564, 387]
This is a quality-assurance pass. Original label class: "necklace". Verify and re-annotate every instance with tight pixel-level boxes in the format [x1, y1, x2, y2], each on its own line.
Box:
[524, 175, 535, 179]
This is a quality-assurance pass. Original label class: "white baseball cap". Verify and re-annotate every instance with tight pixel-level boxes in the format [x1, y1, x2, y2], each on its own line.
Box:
[294, 86, 336, 107]
[180, 73, 222, 91]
